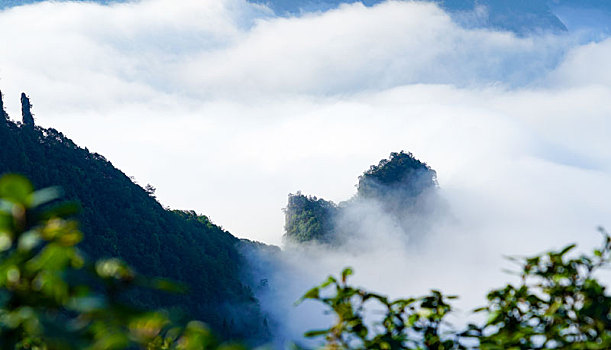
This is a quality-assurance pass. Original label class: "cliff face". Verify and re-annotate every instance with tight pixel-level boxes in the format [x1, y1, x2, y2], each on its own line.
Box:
[284, 151, 439, 245]
[0, 93, 268, 342]
[20, 93, 35, 127]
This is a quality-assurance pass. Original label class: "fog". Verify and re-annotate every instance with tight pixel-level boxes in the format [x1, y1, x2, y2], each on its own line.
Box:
[1, 0, 611, 345]
[244, 142, 611, 345]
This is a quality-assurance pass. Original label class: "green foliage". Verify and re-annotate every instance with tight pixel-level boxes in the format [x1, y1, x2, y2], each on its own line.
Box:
[299, 268, 463, 350]
[2, 96, 609, 349]
[301, 232, 611, 349]
[357, 151, 436, 200]
[0, 174, 245, 350]
[283, 151, 440, 245]
[0, 114, 264, 340]
[465, 228, 611, 349]
[283, 193, 338, 244]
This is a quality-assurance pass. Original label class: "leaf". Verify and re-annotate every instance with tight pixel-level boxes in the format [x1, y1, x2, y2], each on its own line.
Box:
[0, 174, 33, 205]
[0, 231, 12, 251]
[95, 258, 134, 281]
[38, 202, 80, 219]
[545, 300, 562, 316]
[17, 230, 41, 252]
[320, 276, 337, 288]
[341, 267, 353, 283]
[303, 329, 330, 338]
[559, 244, 577, 256]
[303, 287, 320, 300]
[407, 314, 419, 326]
[296, 287, 320, 305]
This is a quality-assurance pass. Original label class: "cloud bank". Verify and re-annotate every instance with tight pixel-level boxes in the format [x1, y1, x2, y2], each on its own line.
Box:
[1, 1, 611, 343]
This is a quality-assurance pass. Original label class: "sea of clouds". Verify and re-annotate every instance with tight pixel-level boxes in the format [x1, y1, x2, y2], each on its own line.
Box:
[1, 0, 611, 345]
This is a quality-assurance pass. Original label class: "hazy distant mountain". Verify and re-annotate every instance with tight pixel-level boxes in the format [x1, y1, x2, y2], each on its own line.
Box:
[251, 0, 609, 35]
[445, 0, 567, 34]
[2, 0, 609, 36]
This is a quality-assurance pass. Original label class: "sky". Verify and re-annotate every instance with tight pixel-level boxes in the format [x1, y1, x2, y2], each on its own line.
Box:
[3, 1, 611, 342]
[1, 0, 611, 255]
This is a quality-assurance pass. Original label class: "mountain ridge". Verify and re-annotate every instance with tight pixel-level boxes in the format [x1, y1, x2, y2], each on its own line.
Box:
[0, 91, 268, 342]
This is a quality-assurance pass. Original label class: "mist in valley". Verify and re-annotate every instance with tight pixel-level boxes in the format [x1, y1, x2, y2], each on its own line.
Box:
[2, 0, 611, 346]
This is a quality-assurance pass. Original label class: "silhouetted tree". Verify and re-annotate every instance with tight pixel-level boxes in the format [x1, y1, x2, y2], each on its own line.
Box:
[145, 183, 157, 198]
[0, 174, 242, 349]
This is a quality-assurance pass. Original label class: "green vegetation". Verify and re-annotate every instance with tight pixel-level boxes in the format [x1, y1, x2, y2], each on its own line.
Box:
[357, 151, 437, 201]
[0, 174, 243, 349]
[284, 193, 338, 244]
[284, 151, 438, 245]
[299, 268, 460, 349]
[2, 174, 611, 349]
[0, 93, 265, 341]
[2, 93, 609, 348]
[300, 231, 611, 349]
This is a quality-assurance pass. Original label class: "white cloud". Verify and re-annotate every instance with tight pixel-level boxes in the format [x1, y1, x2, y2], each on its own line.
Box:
[0, 0, 608, 240]
[549, 38, 611, 88]
[0, 0, 575, 110]
[1, 0, 611, 340]
[178, 0, 575, 96]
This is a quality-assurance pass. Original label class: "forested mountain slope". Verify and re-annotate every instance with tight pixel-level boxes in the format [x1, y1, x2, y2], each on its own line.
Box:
[0, 92, 266, 341]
